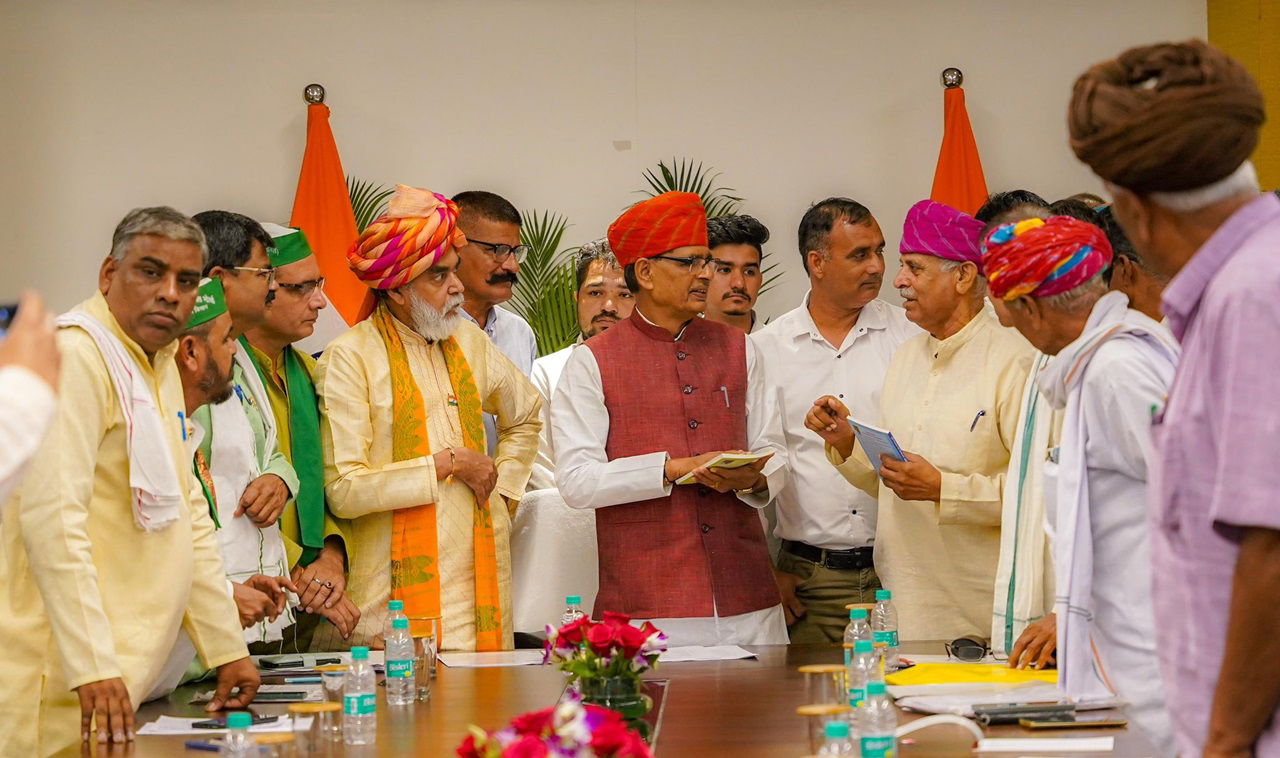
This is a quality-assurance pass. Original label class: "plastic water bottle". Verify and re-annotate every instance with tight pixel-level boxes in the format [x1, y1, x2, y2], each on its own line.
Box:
[218, 711, 256, 757]
[872, 589, 900, 670]
[561, 595, 586, 627]
[848, 638, 882, 708]
[343, 646, 377, 745]
[386, 599, 408, 635]
[385, 617, 416, 706]
[859, 681, 897, 758]
[818, 719, 856, 755]
[843, 607, 873, 669]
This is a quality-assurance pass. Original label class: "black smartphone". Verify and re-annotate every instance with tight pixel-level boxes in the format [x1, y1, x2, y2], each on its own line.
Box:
[192, 713, 278, 729]
[259, 655, 305, 669]
[0, 302, 18, 338]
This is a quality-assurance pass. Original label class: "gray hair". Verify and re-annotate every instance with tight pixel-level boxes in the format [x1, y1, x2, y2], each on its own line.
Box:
[110, 206, 207, 264]
[1146, 161, 1259, 213]
[1035, 273, 1108, 313]
[574, 238, 620, 291]
[939, 258, 988, 297]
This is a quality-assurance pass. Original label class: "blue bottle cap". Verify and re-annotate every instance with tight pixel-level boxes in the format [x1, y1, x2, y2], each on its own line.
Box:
[875, 589, 892, 601]
[392, 618, 409, 630]
[855, 639, 874, 653]
[850, 608, 868, 620]
[351, 646, 370, 661]
[566, 595, 582, 605]
[388, 600, 404, 611]
[866, 681, 887, 696]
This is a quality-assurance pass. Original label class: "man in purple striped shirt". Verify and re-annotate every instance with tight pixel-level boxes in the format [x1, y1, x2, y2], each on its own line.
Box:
[1069, 40, 1280, 758]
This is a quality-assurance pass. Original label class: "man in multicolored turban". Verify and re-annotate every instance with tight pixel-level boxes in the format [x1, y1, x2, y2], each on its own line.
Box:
[552, 191, 789, 645]
[316, 184, 542, 652]
[1069, 40, 1280, 758]
[983, 215, 1180, 754]
[807, 199, 1033, 642]
[241, 225, 357, 649]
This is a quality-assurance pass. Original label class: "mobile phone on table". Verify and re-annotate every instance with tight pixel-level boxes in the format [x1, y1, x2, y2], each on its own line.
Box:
[192, 713, 278, 729]
[0, 303, 18, 338]
[1019, 715, 1128, 729]
[259, 655, 305, 669]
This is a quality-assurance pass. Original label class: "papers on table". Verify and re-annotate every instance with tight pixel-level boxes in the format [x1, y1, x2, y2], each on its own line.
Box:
[659, 645, 756, 662]
[891, 681, 1120, 717]
[439, 650, 545, 668]
[674, 451, 770, 485]
[438, 645, 758, 668]
[975, 736, 1115, 752]
[137, 715, 309, 736]
[848, 417, 907, 475]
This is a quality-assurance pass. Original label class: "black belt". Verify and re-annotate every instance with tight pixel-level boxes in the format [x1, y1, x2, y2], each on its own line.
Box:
[782, 540, 874, 571]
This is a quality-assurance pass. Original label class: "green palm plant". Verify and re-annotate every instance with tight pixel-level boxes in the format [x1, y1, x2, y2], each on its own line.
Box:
[346, 177, 395, 233]
[638, 158, 785, 298]
[508, 210, 580, 356]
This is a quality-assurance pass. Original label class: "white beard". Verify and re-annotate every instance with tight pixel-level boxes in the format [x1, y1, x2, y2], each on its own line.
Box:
[407, 292, 464, 342]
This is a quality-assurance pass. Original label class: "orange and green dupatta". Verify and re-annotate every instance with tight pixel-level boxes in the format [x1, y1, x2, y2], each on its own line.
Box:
[372, 305, 505, 651]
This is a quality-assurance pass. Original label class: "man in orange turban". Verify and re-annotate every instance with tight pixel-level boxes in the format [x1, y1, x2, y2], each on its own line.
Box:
[550, 191, 790, 645]
[310, 184, 543, 652]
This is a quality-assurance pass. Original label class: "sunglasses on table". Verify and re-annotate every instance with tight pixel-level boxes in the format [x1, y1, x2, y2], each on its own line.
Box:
[945, 637, 1007, 663]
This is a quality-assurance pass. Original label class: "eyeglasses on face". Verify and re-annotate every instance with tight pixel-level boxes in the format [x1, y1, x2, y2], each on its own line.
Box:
[231, 265, 276, 284]
[468, 239, 531, 264]
[652, 254, 718, 272]
[276, 277, 325, 297]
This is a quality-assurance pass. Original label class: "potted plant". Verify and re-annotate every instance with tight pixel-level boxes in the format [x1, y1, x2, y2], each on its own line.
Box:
[457, 691, 653, 758]
[542, 612, 668, 728]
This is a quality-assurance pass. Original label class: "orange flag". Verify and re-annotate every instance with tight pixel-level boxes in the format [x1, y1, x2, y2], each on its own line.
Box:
[930, 87, 989, 217]
[289, 103, 365, 326]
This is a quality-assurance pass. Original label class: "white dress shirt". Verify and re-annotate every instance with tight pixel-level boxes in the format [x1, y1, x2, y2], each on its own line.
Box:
[750, 294, 920, 550]
[0, 366, 57, 506]
[551, 311, 790, 645]
[464, 305, 538, 455]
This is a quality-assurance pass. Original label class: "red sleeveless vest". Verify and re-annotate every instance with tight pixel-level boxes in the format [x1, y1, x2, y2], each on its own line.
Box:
[584, 310, 780, 619]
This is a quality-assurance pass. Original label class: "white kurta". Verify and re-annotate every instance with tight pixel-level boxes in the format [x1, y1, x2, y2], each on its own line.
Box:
[0, 366, 57, 506]
[512, 344, 599, 634]
[552, 318, 790, 645]
[1039, 292, 1177, 756]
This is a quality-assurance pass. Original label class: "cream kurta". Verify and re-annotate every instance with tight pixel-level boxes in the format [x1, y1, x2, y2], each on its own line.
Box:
[830, 309, 1032, 641]
[313, 315, 542, 651]
[0, 293, 246, 757]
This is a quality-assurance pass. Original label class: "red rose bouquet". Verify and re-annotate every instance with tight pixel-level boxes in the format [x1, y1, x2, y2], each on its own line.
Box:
[543, 612, 668, 683]
[455, 691, 653, 758]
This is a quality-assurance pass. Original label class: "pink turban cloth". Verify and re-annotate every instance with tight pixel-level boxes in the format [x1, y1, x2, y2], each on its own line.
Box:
[899, 199, 985, 264]
[347, 184, 467, 290]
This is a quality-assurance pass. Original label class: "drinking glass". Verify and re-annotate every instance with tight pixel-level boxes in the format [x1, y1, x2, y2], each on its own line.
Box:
[796, 703, 852, 754]
[409, 615, 441, 699]
[798, 664, 846, 705]
[316, 664, 346, 704]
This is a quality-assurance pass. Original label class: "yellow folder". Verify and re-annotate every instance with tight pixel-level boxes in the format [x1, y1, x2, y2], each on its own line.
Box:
[885, 663, 1057, 686]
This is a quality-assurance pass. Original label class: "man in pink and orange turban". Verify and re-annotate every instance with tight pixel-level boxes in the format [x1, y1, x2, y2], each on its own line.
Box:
[981, 215, 1180, 754]
[311, 184, 543, 652]
[808, 197, 1033, 642]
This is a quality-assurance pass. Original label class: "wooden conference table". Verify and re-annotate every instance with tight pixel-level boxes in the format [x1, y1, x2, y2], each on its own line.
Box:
[86, 643, 1153, 757]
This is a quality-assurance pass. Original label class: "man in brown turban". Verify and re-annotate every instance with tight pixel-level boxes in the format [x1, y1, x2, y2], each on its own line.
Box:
[1070, 40, 1280, 758]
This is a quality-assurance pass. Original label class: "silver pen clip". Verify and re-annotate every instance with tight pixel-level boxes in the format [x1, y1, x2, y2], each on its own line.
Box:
[719, 385, 729, 407]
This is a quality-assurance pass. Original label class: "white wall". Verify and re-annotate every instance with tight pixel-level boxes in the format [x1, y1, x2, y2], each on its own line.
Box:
[0, 0, 1205, 319]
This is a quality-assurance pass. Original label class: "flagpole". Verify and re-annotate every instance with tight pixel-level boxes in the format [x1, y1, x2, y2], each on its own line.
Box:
[303, 83, 326, 104]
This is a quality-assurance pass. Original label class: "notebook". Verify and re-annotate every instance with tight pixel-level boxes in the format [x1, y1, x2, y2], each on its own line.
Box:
[848, 418, 907, 475]
[674, 451, 771, 485]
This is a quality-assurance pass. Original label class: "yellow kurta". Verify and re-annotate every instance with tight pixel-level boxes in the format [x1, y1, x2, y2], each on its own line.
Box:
[829, 309, 1033, 641]
[244, 343, 350, 569]
[312, 315, 542, 651]
[0, 293, 246, 757]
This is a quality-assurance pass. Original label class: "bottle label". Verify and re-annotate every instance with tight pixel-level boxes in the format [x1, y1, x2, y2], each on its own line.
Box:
[344, 694, 360, 715]
[844, 648, 851, 667]
[874, 630, 899, 647]
[387, 659, 415, 679]
[861, 735, 895, 758]
[848, 687, 865, 707]
[359, 693, 376, 714]
[345, 692, 377, 715]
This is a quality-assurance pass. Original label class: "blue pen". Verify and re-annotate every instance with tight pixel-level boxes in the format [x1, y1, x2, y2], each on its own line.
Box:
[282, 676, 322, 684]
[968, 410, 986, 432]
[178, 411, 187, 441]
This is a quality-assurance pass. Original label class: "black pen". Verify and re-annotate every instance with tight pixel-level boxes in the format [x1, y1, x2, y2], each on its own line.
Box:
[969, 410, 986, 432]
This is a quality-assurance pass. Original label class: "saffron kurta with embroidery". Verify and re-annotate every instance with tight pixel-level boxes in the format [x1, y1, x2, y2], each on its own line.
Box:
[312, 316, 542, 651]
[0, 293, 246, 757]
[830, 309, 1033, 641]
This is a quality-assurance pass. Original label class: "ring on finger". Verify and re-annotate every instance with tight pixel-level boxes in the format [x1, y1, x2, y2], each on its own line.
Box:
[311, 578, 323, 585]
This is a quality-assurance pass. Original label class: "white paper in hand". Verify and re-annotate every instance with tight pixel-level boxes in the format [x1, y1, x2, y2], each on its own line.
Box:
[848, 418, 907, 476]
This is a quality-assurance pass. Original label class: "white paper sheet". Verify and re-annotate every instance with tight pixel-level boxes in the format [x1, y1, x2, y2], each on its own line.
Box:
[438, 650, 545, 668]
[137, 715, 309, 736]
[975, 737, 1114, 752]
[658, 645, 756, 662]
[891, 682, 1119, 716]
